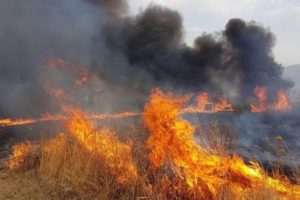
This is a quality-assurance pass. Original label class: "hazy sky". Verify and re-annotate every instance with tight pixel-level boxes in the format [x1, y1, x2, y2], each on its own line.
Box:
[128, 0, 300, 66]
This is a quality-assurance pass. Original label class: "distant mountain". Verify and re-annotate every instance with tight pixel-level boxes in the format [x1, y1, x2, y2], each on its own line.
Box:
[284, 64, 300, 101]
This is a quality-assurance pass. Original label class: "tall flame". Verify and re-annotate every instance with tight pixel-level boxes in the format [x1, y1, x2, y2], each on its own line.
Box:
[273, 90, 291, 112]
[251, 86, 267, 112]
[143, 89, 300, 198]
[64, 108, 138, 184]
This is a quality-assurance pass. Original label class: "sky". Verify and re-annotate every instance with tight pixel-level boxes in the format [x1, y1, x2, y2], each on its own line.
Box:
[128, 0, 300, 66]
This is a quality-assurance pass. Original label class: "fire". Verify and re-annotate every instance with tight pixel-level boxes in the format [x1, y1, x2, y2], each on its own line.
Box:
[251, 86, 291, 112]
[0, 87, 291, 128]
[75, 68, 91, 86]
[4, 88, 300, 199]
[0, 114, 64, 127]
[42, 58, 91, 84]
[213, 97, 234, 112]
[64, 108, 138, 184]
[42, 58, 95, 103]
[143, 89, 300, 198]
[273, 90, 291, 112]
[0, 64, 292, 129]
[6, 141, 34, 170]
[92, 112, 141, 120]
[251, 86, 267, 112]
[0, 118, 37, 127]
[0, 112, 140, 127]
[183, 92, 234, 113]
[2, 58, 297, 198]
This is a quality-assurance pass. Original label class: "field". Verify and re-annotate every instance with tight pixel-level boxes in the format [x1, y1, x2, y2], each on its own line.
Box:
[1, 90, 300, 200]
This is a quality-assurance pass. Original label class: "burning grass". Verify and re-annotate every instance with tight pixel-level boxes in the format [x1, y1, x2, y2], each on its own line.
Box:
[2, 89, 300, 199]
[143, 89, 300, 199]
[251, 86, 291, 112]
[6, 141, 40, 172]
[38, 134, 138, 199]
[36, 110, 142, 199]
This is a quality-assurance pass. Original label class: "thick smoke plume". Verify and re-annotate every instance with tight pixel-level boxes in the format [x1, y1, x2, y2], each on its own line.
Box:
[0, 0, 293, 117]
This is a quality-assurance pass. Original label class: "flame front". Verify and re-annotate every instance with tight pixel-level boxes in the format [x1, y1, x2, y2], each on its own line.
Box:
[4, 89, 300, 199]
[0, 84, 292, 128]
[0, 118, 37, 127]
[0, 114, 64, 127]
[64, 108, 138, 184]
[183, 92, 234, 113]
[273, 90, 291, 111]
[251, 86, 291, 112]
[251, 86, 268, 112]
[2, 58, 298, 199]
[143, 89, 300, 198]
[6, 141, 34, 170]
[0, 112, 139, 127]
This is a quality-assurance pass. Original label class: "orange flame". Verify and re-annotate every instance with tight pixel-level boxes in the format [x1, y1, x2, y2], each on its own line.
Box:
[64, 108, 138, 184]
[6, 141, 34, 170]
[0, 118, 37, 127]
[273, 90, 291, 112]
[92, 112, 140, 120]
[251, 86, 267, 112]
[0, 114, 64, 127]
[143, 89, 300, 198]
[0, 112, 140, 127]
[251, 86, 291, 112]
[75, 68, 91, 86]
[42, 58, 94, 102]
[182, 92, 234, 113]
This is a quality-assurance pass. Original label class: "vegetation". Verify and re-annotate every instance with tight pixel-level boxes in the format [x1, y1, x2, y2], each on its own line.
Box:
[1, 90, 300, 200]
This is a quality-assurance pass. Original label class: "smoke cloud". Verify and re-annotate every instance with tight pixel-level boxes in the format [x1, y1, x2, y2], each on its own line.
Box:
[0, 0, 293, 117]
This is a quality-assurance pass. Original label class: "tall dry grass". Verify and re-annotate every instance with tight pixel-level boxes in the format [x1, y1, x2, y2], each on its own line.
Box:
[4, 121, 300, 200]
[38, 133, 143, 200]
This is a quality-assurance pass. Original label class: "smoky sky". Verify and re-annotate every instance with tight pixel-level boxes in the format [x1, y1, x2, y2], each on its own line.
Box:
[0, 0, 293, 117]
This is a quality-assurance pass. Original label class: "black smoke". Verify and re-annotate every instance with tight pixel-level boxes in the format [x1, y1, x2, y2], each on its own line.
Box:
[121, 11, 293, 105]
[224, 19, 293, 104]
[0, 0, 293, 117]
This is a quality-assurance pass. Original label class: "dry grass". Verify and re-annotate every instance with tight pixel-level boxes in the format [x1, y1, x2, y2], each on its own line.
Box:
[1, 119, 300, 200]
[0, 170, 79, 200]
[198, 121, 239, 156]
[2, 133, 299, 200]
[38, 133, 142, 200]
